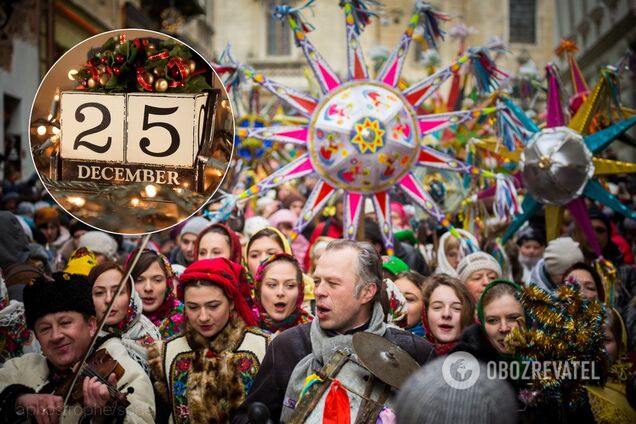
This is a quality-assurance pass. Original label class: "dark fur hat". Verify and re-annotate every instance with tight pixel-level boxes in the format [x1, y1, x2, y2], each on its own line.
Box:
[23, 272, 96, 329]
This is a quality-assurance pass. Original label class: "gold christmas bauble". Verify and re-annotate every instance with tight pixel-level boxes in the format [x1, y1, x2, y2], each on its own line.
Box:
[143, 72, 155, 85]
[154, 78, 168, 92]
[99, 73, 111, 86]
[187, 59, 196, 74]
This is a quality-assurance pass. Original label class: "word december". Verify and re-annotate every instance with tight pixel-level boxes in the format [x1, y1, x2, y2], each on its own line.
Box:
[76, 165, 180, 185]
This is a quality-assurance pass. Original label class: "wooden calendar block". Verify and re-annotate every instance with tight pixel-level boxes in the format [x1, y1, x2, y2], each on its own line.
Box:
[57, 91, 215, 190]
[126, 93, 209, 167]
[60, 92, 126, 162]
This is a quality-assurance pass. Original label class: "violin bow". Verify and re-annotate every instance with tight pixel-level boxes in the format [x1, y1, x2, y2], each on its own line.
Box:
[62, 233, 152, 408]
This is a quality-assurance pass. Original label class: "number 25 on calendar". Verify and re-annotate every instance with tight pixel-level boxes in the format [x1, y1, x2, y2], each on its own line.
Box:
[60, 91, 208, 168]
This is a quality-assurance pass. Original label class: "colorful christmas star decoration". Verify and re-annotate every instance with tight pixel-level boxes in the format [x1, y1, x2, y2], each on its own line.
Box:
[219, 0, 512, 254]
[473, 63, 636, 255]
[235, 115, 272, 162]
[351, 117, 386, 153]
[214, 46, 277, 167]
[555, 38, 636, 121]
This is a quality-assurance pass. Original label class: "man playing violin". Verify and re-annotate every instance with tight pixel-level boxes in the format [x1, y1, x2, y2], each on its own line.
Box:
[0, 272, 155, 423]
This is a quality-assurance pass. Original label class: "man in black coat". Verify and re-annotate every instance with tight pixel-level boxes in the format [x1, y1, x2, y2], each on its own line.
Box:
[232, 239, 434, 423]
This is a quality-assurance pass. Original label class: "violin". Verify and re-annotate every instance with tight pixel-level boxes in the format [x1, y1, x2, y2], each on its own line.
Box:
[54, 348, 131, 408]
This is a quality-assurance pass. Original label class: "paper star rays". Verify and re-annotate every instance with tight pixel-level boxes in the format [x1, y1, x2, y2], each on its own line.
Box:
[218, 0, 511, 254]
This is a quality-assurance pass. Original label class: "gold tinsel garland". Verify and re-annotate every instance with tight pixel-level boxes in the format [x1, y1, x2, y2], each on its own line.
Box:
[506, 284, 608, 408]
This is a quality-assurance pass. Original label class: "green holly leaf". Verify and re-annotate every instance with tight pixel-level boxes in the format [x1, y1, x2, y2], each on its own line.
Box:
[128, 42, 139, 63]
[101, 37, 117, 52]
[116, 41, 130, 57]
[145, 58, 169, 71]
[169, 44, 192, 60]
[105, 74, 121, 90]
[160, 39, 177, 49]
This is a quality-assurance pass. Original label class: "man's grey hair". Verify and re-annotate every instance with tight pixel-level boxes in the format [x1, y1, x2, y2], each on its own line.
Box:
[324, 239, 383, 298]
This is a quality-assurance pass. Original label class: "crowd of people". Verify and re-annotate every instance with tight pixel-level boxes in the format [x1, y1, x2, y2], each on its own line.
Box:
[1, 176, 636, 423]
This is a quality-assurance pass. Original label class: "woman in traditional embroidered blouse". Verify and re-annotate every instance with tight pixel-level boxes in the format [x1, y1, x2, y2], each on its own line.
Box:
[253, 253, 312, 335]
[88, 261, 161, 373]
[148, 257, 269, 424]
[128, 249, 184, 339]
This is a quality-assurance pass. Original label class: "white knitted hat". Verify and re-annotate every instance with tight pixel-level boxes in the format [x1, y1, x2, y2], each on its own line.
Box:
[78, 231, 118, 261]
[179, 216, 210, 238]
[543, 237, 584, 275]
[457, 251, 502, 283]
[243, 216, 270, 239]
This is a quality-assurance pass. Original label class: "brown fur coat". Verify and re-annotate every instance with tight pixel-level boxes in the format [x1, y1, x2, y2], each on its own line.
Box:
[148, 316, 263, 423]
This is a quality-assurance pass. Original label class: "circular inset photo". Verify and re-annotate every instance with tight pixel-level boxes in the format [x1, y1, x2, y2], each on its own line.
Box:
[30, 29, 233, 234]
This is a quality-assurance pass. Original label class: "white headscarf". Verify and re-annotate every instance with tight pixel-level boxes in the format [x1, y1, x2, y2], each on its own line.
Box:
[99, 277, 161, 373]
[434, 229, 479, 277]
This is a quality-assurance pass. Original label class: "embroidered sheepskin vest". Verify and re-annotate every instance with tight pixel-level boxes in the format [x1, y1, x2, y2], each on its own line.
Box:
[149, 317, 268, 423]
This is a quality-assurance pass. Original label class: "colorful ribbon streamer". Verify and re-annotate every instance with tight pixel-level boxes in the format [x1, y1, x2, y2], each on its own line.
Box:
[272, 0, 317, 43]
[468, 48, 508, 94]
[323, 378, 350, 424]
[298, 373, 323, 401]
[346, 0, 381, 35]
[414, 1, 450, 49]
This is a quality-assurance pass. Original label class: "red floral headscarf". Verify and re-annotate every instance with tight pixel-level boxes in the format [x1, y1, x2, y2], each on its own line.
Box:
[195, 223, 243, 264]
[178, 258, 257, 327]
[421, 307, 458, 356]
